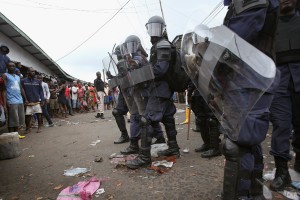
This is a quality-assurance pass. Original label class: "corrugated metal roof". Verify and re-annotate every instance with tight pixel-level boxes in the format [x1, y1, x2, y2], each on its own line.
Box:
[0, 12, 77, 81]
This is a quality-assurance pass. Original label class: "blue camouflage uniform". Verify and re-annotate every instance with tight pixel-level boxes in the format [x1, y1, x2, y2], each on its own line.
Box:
[221, 0, 280, 199]
[126, 37, 180, 169]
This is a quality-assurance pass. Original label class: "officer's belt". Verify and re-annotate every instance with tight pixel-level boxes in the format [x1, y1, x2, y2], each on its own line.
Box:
[276, 50, 300, 65]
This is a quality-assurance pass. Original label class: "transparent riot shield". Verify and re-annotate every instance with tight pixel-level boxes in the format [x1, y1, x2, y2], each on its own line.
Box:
[181, 24, 276, 141]
[123, 39, 155, 116]
[115, 57, 136, 114]
[102, 55, 119, 108]
[102, 55, 119, 89]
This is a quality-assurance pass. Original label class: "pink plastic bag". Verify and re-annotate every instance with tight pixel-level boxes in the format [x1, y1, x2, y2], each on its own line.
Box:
[57, 177, 100, 200]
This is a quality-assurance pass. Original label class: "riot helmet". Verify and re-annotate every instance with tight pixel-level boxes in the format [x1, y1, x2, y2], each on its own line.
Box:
[124, 35, 141, 54]
[114, 45, 123, 61]
[145, 16, 166, 37]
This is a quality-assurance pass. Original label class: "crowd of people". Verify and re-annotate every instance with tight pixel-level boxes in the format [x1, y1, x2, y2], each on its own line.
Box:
[0, 44, 116, 138]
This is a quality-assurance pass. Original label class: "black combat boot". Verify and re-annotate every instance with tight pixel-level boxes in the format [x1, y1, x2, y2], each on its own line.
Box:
[251, 156, 265, 200]
[120, 139, 139, 155]
[157, 139, 180, 158]
[153, 136, 166, 144]
[113, 109, 129, 144]
[192, 121, 201, 132]
[114, 131, 129, 144]
[95, 113, 101, 118]
[100, 113, 105, 119]
[201, 118, 221, 158]
[126, 119, 152, 169]
[194, 144, 210, 152]
[195, 119, 210, 152]
[221, 138, 251, 200]
[270, 157, 291, 191]
[126, 147, 151, 169]
[294, 153, 300, 173]
[157, 118, 180, 157]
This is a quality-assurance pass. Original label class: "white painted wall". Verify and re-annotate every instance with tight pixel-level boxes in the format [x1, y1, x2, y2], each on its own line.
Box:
[0, 32, 56, 76]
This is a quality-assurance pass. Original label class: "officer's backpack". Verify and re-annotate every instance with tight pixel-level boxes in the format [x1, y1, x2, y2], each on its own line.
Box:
[165, 45, 190, 92]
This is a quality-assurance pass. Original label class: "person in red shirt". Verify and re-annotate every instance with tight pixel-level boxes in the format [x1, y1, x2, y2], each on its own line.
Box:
[65, 83, 73, 116]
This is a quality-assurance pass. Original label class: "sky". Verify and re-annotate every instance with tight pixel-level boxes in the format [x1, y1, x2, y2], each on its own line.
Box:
[0, 0, 227, 82]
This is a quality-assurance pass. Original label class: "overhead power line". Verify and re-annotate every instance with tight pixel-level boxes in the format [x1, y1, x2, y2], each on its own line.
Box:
[55, 0, 131, 62]
[201, 0, 223, 25]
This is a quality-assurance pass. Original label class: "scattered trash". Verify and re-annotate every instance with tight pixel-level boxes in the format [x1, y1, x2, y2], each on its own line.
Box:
[57, 177, 100, 200]
[94, 157, 103, 162]
[182, 148, 189, 153]
[289, 169, 300, 182]
[36, 197, 43, 200]
[63, 167, 90, 177]
[110, 154, 137, 167]
[28, 155, 35, 158]
[22, 148, 29, 151]
[63, 155, 67, 157]
[72, 122, 79, 125]
[270, 161, 275, 164]
[151, 144, 168, 157]
[177, 127, 184, 130]
[66, 141, 77, 145]
[91, 120, 99, 123]
[108, 120, 112, 122]
[152, 160, 173, 168]
[90, 139, 101, 146]
[176, 109, 185, 113]
[149, 156, 177, 174]
[95, 188, 105, 197]
[263, 169, 275, 181]
[54, 185, 63, 190]
[264, 168, 300, 182]
[292, 181, 300, 189]
[280, 191, 300, 200]
[116, 181, 122, 187]
[260, 184, 272, 200]
[109, 153, 117, 159]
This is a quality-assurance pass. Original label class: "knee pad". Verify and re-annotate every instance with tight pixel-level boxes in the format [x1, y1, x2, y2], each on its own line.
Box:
[207, 117, 219, 127]
[130, 114, 140, 123]
[221, 138, 239, 162]
[112, 108, 120, 117]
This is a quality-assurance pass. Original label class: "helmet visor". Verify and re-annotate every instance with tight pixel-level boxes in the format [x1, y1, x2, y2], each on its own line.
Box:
[146, 22, 165, 37]
[126, 41, 139, 54]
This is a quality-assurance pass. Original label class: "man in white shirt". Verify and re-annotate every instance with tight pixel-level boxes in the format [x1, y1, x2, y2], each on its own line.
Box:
[71, 82, 78, 112]
[37, 75, 53, 126]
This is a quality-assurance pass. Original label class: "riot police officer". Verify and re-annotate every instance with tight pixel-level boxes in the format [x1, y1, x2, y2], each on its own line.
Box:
[182, 1, 279, 199]
[126, 16, 180, 169]
[187, 81, 221, 158]
[108, 45, 130, 144]
[269, 0, 300, 191]
[220, 0, 280, 199]
[119, 35, 165, 155]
